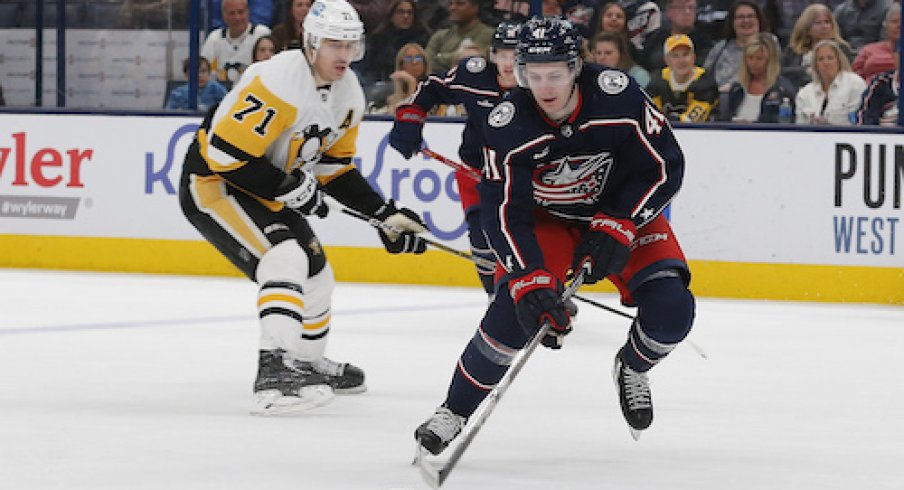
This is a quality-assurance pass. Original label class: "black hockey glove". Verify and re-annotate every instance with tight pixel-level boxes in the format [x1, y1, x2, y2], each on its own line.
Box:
[509, 268, 571, 349]
[389, 105, 426, 159]
[572, 213, 635, 285]
[275, 169, 329, 218]
[374, 200, 428, 254]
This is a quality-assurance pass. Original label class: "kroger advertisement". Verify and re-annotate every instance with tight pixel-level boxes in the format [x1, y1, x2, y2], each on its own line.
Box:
[0, 113, 901, 268]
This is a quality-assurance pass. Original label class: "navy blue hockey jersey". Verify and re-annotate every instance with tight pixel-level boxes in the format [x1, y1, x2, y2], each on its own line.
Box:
[404, 56, 513, 167]
[480, 63, 685, 273]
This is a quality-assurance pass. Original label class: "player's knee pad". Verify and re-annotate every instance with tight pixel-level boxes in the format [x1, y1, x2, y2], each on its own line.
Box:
[255, 240, 309, 285]
[633, 275, 696, 345]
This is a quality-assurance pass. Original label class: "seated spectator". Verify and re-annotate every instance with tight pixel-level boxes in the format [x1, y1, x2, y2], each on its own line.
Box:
[542, 0, 564, 17]
[721, 32, 797, 122]
[620, 0, 663, 51]
[704, 0, 773, 91]
[595, 3, 640, 61]
[360, 0, 432, 84]
[253, 35, 277, 62]
[834, 0, 892, 52]
[349, 0, 394, 33]
[852, 3, 900, 82]
[209, 0, 273, 29]
[646, 34, 719, 121]
[425, 0, 494, 74]
[795, 40, 866, 125]
[781, 4, 853, 88]
[695, 0, 733, 41]
[591, 31, 651, 87]
[640, 0, 714, 71]
[382, 43, 432, 113]
[271, 0, 311, 51]
[855, 50, 900, 125]
[563, 0, 601, 39]
[202, 0, 272, 84]
[165, 57, 228, 111]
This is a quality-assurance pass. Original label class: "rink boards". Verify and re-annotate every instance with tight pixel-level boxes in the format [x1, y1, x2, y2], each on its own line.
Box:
[0, 112, 901, 304]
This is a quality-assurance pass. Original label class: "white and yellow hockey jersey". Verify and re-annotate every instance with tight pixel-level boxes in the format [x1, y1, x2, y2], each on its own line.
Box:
[201, 24, 272, 83]
[196, 49, 365, 207]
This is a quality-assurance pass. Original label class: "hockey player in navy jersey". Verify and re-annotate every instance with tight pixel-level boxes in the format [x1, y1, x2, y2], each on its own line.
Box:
[389, 21, 521, 297]
[414, 17, 696, 453]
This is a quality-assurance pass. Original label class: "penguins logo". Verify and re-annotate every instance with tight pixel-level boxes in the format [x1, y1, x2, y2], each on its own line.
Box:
[293, 124, 333, 166]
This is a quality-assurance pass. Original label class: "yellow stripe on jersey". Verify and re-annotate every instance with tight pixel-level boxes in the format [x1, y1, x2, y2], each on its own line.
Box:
[190, 174, 271, 256]
[303, 314, 331, 331]
[197, 128, 247, 172]
[324, 122, 359, 159]
[257, 293, 305, 309]
[211, 75, 298, 159]
[316, 163, 355, 186]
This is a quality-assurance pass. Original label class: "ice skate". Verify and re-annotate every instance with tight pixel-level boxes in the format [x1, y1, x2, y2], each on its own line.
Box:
[291, 356, 367, 394]
[415, 406, 467, 456]
[612, 348, 653, 440]
[251, 349, 335, 415]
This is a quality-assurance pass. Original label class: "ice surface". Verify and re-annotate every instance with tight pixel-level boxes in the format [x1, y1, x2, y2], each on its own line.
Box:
[0, 270, 901, 489]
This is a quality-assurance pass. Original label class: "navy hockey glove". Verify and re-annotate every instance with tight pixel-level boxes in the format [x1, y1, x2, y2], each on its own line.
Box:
[275, 169, 329, 218]
[389, 105, 426, 159]
[572, 213, 636, 285]
[374, 200, 428, 254]
[509, 268, 571, 349]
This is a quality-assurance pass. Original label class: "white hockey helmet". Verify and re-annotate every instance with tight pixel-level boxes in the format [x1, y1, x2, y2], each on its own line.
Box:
[303, 0, 365, 62]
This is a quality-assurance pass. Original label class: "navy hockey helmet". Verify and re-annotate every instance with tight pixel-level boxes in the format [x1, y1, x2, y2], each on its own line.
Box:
[515, 17, 583, 87]
[491, 21, 521, 51]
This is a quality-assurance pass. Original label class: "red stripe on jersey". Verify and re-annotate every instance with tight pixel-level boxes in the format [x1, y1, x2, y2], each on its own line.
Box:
[456, 359, 494, 391]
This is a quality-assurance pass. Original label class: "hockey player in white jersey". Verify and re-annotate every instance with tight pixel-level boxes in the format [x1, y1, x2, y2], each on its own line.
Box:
[179, 0, 428, 415]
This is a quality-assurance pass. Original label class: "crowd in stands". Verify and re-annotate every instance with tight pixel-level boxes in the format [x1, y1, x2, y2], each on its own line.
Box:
[1, 0, 899, 125]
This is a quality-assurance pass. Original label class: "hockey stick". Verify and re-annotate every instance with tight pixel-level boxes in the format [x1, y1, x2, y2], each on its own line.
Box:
[416, 265, 589, 489]
[421, 147, 482, 182]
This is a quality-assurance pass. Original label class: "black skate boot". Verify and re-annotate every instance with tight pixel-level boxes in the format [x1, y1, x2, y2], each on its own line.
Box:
[612, 347, 653, 440]
[564, 297, 579, 318]
[415, 406, 467, 455]
[291, 356, 366, 394]
[251, 349, 334, 415]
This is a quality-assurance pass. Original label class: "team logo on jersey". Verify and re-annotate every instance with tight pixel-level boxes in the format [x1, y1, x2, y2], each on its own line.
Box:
[598, 70, 629, 95]
[532, 151, 614, 206]
[292, 124, 333, 167]
[466, 57, 487, 73]
[488, 101, 515, 127]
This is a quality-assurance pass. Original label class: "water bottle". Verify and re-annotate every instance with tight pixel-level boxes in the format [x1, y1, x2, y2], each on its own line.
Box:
[778, 97, 793, 124]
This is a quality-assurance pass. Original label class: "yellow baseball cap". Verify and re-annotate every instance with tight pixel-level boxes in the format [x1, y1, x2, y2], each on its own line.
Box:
[664, 34, 694, 55]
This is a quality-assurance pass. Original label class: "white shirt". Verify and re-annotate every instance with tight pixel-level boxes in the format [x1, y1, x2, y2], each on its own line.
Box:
[201, 23, 272, 83]
[795, 71, 867, 126]
[733, 93, 763, 122]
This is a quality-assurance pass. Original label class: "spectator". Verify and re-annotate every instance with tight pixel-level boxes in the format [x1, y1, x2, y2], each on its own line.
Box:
[621, 0, 663, 51]
[704, 0, 773, 91]
[781, 4, 853, 88]
[834, 0, 892, 52]
[253, 35, 278, 62]
[370, 43, 432, 113]
[360, 0, 432, 84]
[424, 0, 494, 74]
[165, 57, 228, 111]
[795, 40, 866, 125]
[348, 0, 394, 33]
[563, 0, 601, 39]
[487, 0, 532, 24]
[596, 3, 640, 60]
[646, 34, 719, 121]
[640, 0, 714, 71]
[201, 0, 272, 84]
[852, 3, 900, 82]
[722, 32, 796, 122]
[209, 0, 273, 28]
[591, 31, 651, 87]
[542, 0, 564, 17]
[855, 50, 900, 125]
[271, 0, 311, 51]
[695, 0, 733, 41]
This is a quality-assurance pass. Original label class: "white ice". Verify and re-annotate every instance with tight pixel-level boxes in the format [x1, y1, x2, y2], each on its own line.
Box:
[0, 269, 902, 490]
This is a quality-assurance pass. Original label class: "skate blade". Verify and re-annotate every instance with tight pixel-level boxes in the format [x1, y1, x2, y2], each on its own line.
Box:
[413, 445, 442, 489]
[250, 385, 335, 416]
[629, 427, 643, 441]
[333, 384, 367, 395]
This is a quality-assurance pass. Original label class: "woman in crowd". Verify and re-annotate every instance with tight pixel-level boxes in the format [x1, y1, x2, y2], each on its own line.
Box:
[704, 0, 772, 91]
[595, 2, 641, 60]
[270, 0, 311, 50]
[722, 32, 796, 123]
[780, 4, 853, 88]
[370, 43, 431, 113]
[795, 40, 866, 125]
[252, 35, 277, 62]
[360, 0, 432, 85]
[590, 31, 651, 87]
[852, 3, 901, 83]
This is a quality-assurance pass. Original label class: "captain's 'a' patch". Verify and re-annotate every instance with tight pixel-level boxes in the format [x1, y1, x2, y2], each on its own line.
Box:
[488, 101, 515, 127]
